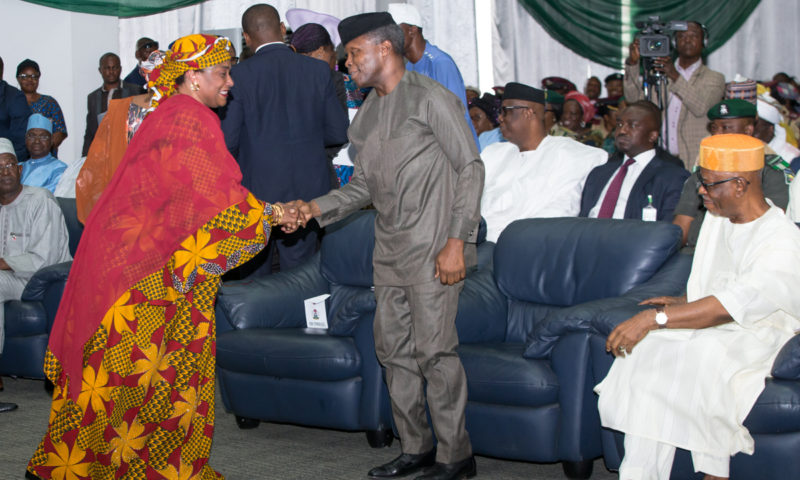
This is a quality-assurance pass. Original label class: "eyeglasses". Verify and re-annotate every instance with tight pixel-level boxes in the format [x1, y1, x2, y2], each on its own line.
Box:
[17, 74, 40, 80]
[0, 164, 20, 172]
[138, 42, 159, 51]
[696, 175, 750, 190]
[25, 132, 51, 141]
[500, 105, 531, 117]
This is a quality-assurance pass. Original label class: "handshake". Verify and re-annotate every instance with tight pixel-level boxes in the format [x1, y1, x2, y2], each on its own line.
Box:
[274, 199, 320, 234]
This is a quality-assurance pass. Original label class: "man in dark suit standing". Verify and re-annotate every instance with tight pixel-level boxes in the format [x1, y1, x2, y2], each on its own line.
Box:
[580, 101, 689, 221]
[82, 53, 143, 156]
[222, 3, 349, 274]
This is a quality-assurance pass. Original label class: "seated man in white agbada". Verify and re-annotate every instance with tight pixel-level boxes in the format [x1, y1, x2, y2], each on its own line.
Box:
[0, 137, 71, 413]
[595, 133, 800, 480]
[480, 82, 607, 243]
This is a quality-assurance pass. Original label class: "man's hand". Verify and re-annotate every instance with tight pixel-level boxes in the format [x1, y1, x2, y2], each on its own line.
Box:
[652, 56, 679, 81]
[640, 295, 686, 307]
[282, 199, 320, 233]
[606, 309, 657, 358]
[0, 258, 10, 271]
[434, 238, 465, 286]
[626, 39, 640, 66]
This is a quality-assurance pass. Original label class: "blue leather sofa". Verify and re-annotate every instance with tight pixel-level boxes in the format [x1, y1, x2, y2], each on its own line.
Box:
[215, 210, 396, 446]
[454, 217, 691, 478]
[590, 279, 800, 479]
[0, 197, 82, 379]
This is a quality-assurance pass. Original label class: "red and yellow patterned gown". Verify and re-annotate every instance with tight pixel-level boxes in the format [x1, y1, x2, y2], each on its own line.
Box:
[28, 194, 278, 480]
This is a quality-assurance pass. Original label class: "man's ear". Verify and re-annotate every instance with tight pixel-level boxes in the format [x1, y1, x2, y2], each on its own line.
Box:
[744, 123, 755, 136]
[648, 130, 659, 144]
[280, 22, 287, 39]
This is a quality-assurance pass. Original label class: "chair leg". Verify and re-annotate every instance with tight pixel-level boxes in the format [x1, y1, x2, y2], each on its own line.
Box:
[235, 416, 260, 429]
[365, 427, 394, 448]
[562, 459, 594, 479]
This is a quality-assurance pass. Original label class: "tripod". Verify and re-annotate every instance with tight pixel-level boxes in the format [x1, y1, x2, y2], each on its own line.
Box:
[641, 57, 671, 150]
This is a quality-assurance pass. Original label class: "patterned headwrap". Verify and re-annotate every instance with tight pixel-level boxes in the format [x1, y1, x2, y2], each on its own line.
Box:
[147, 34, 233, 111]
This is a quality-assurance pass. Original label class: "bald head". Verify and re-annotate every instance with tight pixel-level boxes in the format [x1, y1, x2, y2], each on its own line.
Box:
[242, 4, 284, 44]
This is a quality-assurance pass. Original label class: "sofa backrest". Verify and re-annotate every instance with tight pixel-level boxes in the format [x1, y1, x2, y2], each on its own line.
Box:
[494, 218, 681, 341]
[320, 210, 376, 288]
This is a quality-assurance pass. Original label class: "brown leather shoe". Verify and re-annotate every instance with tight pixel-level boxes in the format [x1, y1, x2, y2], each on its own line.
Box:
[368, 450, 436, 478]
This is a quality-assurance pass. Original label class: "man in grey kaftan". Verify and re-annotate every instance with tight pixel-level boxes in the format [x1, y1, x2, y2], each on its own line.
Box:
[290, 13, 483, 480]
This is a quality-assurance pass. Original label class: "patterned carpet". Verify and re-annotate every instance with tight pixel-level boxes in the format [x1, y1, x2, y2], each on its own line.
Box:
[0, 377, 617, 479]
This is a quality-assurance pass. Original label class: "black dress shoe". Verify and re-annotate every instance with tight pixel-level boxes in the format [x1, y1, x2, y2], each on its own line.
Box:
[414, 456, 476, 480]
[0, 402, 18, 413]
[368, 450, 436, 478]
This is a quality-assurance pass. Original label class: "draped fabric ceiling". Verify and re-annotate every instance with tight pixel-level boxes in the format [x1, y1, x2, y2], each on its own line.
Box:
[519, 0, 762, 68]
[23, 0, 205, 17]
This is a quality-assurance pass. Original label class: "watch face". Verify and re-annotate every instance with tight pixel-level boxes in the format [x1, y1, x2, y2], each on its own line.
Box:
[655, 311, 668, 325]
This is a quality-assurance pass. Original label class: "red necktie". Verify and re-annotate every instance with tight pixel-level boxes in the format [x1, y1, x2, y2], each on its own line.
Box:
[597, 158, 636, 219]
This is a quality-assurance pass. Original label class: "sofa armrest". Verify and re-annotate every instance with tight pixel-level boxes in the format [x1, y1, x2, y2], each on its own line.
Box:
[455, 268, 508, 344]
[216, 253, 329, 332]
[21, 261, 72, 302]
[772, 334, 800, 380]
[523, 253, 693, 359]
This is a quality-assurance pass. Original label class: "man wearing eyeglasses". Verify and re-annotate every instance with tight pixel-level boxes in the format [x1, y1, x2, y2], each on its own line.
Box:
[480, 82, 607, 243]
[596, 133, 800, 480]
[672, 99, 790, 250]
[123, 37, 160, 88]
[0, 56, 31, 161]
[0, 137, 71, 413]
[22, 114, 66, 194]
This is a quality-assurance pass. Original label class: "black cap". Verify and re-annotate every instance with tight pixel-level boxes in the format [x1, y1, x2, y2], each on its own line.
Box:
[503, 82, 546, 104]
[605, 73, 623, 83]
[338, 12, 395, 47]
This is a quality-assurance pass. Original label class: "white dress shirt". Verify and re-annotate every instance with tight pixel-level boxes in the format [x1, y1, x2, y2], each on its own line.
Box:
[588, 149, 656, 219]
[664, 59, 701, 155]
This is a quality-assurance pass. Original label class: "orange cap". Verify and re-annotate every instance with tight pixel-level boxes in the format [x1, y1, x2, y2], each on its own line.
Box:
[698, 134, 764, 172]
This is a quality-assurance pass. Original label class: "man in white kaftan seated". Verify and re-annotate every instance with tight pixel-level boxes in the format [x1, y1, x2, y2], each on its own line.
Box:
[480, 81, 607, 243]
[0, 137, 71, 413]
[595, 133, 800, 480]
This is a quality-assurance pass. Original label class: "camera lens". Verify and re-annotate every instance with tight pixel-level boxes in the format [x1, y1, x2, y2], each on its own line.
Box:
[649, 41, 662, 51]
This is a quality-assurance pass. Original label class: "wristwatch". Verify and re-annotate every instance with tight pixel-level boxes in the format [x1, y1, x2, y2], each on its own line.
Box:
[655, 306, 668, 329]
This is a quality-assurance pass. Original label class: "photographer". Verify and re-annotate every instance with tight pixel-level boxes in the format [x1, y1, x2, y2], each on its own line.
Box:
[624, 21, 725, 170]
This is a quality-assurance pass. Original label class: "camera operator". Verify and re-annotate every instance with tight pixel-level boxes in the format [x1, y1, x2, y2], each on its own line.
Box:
[624, 21, 725, 170]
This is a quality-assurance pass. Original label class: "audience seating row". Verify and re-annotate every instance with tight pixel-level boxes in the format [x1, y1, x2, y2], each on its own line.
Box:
[6, 203, 800, 479]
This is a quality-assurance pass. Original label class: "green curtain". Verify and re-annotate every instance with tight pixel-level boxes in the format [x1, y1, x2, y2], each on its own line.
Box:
[23, 0, 206, 18]
[518, 0, 760, 68]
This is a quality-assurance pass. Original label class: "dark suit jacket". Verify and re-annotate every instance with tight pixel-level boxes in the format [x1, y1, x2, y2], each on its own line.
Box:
[579, 148, 690, 221]
[0, 80, 31, 161]
[82, 82, 143, 156]
[220, 43, 349, 202]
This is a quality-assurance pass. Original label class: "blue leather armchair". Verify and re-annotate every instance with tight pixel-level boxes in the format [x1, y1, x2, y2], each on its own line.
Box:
[453, 217, 691, 478]
[215, 210, 395, 446]
[0, 197, 82, 379]
[591, 275, 800, 479]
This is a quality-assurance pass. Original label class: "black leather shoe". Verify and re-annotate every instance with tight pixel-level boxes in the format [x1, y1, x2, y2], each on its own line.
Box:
[368, 450, 436, 478]
[0, 402, 18, 413]
[414, 456, 476, 480]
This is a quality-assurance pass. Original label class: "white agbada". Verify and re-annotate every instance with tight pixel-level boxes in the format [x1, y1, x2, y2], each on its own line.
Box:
[480, 136, 607, 242]
[0, 186, 71, 354]
[596, 204, 800, 467]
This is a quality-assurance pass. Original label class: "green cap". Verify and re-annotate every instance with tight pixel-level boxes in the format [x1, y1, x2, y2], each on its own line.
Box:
[707, 98, 757, 120]
[545, 89, 564, 105]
